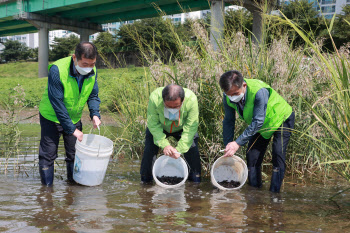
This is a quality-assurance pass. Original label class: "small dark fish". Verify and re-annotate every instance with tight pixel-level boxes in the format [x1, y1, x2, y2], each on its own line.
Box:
[218, 180, 241, 188]
[156, 176, 183, 185]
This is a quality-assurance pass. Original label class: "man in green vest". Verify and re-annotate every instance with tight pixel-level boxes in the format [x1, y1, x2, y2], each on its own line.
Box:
[38, 42, 101, 186]
[140, 84, 201, 183]
[219, 70, 295, 193]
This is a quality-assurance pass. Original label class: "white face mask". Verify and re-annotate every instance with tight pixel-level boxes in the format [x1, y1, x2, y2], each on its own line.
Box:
[75, 64, 93, 75]
[228, 92, 244, 103]
[164, 107, 180, 121]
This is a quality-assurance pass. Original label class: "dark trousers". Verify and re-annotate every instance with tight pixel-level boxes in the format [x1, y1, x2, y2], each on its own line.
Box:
[39, 114, 82, 167]
[246, 112, 295, 170]
[140, 128, 201, 179]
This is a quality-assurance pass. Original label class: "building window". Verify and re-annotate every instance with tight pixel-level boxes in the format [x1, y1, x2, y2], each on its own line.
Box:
[320, 0, 336, 4]
[324, 14, 334, 19]
[321, 5, 336, 13]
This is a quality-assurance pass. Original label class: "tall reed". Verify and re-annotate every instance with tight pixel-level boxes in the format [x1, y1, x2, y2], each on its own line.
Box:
[105, 67, 155, 159]
[0, 85, 25, 173]
[277, 12, 350, 181]
[108, 3, 349, 181]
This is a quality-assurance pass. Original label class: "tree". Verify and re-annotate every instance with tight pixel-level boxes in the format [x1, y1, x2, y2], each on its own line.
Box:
[0, 40, 30, 62]
[281, 0, 327, 46]
[28, 47, 38, 61]
[93, 31, 117, 54]
[332, 5, 350, 48]
[49, 34, 80, 61]
[225, 8, 253, 37]
[116, 17, 193, 56]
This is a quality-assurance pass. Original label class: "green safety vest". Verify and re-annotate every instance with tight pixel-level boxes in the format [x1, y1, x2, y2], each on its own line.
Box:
[147, 87, 199, 153]
[226, 79, 292, 139]
[39, 56, 96, 124]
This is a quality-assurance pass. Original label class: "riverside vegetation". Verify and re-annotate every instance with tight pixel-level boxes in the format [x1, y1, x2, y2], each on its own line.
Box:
[107, 7, 350, 187]
[1, 7, 350, 191]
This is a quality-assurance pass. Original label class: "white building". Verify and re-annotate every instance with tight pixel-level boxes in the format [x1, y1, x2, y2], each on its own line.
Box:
[48, 30, 79, 45]
[0, 33, 39, 48]
[282, 0, 350, 19]
[318, 0, 349, 18]
[167, 5, 242, 23]
[90, 21, 123, 41]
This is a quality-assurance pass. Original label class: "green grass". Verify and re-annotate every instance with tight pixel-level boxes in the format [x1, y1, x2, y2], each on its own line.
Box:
[0, 62, 38, 78]
[0, 62, 148, 109]
[0, 77, 46, 107]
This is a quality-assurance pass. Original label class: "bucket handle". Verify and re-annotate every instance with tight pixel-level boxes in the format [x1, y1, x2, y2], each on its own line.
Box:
[89, 125, 101, 135]
[88, 126, 101, 157]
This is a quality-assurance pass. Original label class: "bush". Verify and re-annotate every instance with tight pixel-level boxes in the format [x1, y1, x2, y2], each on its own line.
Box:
[116, 17, 194, 58]
[0, 40, 31, 62]
[49, 35, 80, 61]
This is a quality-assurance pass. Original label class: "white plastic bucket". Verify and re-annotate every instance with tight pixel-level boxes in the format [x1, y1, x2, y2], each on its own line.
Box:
[152, 155, 188, 188]
[211, 156, 248, 191]
[73, 134, 114, 186]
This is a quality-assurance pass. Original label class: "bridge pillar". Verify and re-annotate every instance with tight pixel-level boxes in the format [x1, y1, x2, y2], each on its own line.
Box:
[243, 1, 270, 45]
[79, 29, 91, 42]
[210, 0, 225, 51]
[252, 10, 263, 44]
[38, 27, 49, 78]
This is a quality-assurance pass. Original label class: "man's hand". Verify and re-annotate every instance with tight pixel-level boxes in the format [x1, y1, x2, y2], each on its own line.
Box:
[173, 150, 181, 159]
[224, 141, 240, 157]
[92, 116, 101, 129]
[73, 129, 84, 142]
[163, 145, 180, 159]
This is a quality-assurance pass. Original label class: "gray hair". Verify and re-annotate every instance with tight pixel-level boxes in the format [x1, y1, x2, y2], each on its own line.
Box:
[219, 70, 244, 92]
[162, 84, 185, 102]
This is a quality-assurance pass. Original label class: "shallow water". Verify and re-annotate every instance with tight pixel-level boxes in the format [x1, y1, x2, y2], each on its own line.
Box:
[1, 157, 350, 233]
[1, 124, 350, 232]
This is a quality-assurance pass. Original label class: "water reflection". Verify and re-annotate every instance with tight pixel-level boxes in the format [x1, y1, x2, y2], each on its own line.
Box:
[32, 184, 112, 232]
[150, 186, 189, 215]
[137, 184, 208, 232]
[138, 185, 189, 218]
[70, 185, 112, 232]
[33, 186, 76, 231]
[209, 190, 247, 230]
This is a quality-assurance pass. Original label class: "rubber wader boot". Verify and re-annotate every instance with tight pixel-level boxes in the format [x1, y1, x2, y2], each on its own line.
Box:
[188, 172, 201, 183]
[269, 167, 285, 193]
[141, 175, 153, 184]
[66, 162, 75, 183]
[248, 166, 262, 188]
[39, 165, 54, 187]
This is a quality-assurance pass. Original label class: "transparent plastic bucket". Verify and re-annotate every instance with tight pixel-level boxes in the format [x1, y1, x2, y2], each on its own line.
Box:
[152, 155, 188, 188]
[73, 134, 113, 186]
[211, 156, 248, 190]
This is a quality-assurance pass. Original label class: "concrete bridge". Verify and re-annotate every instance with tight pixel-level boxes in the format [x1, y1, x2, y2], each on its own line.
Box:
[0, 0, 278, 77]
